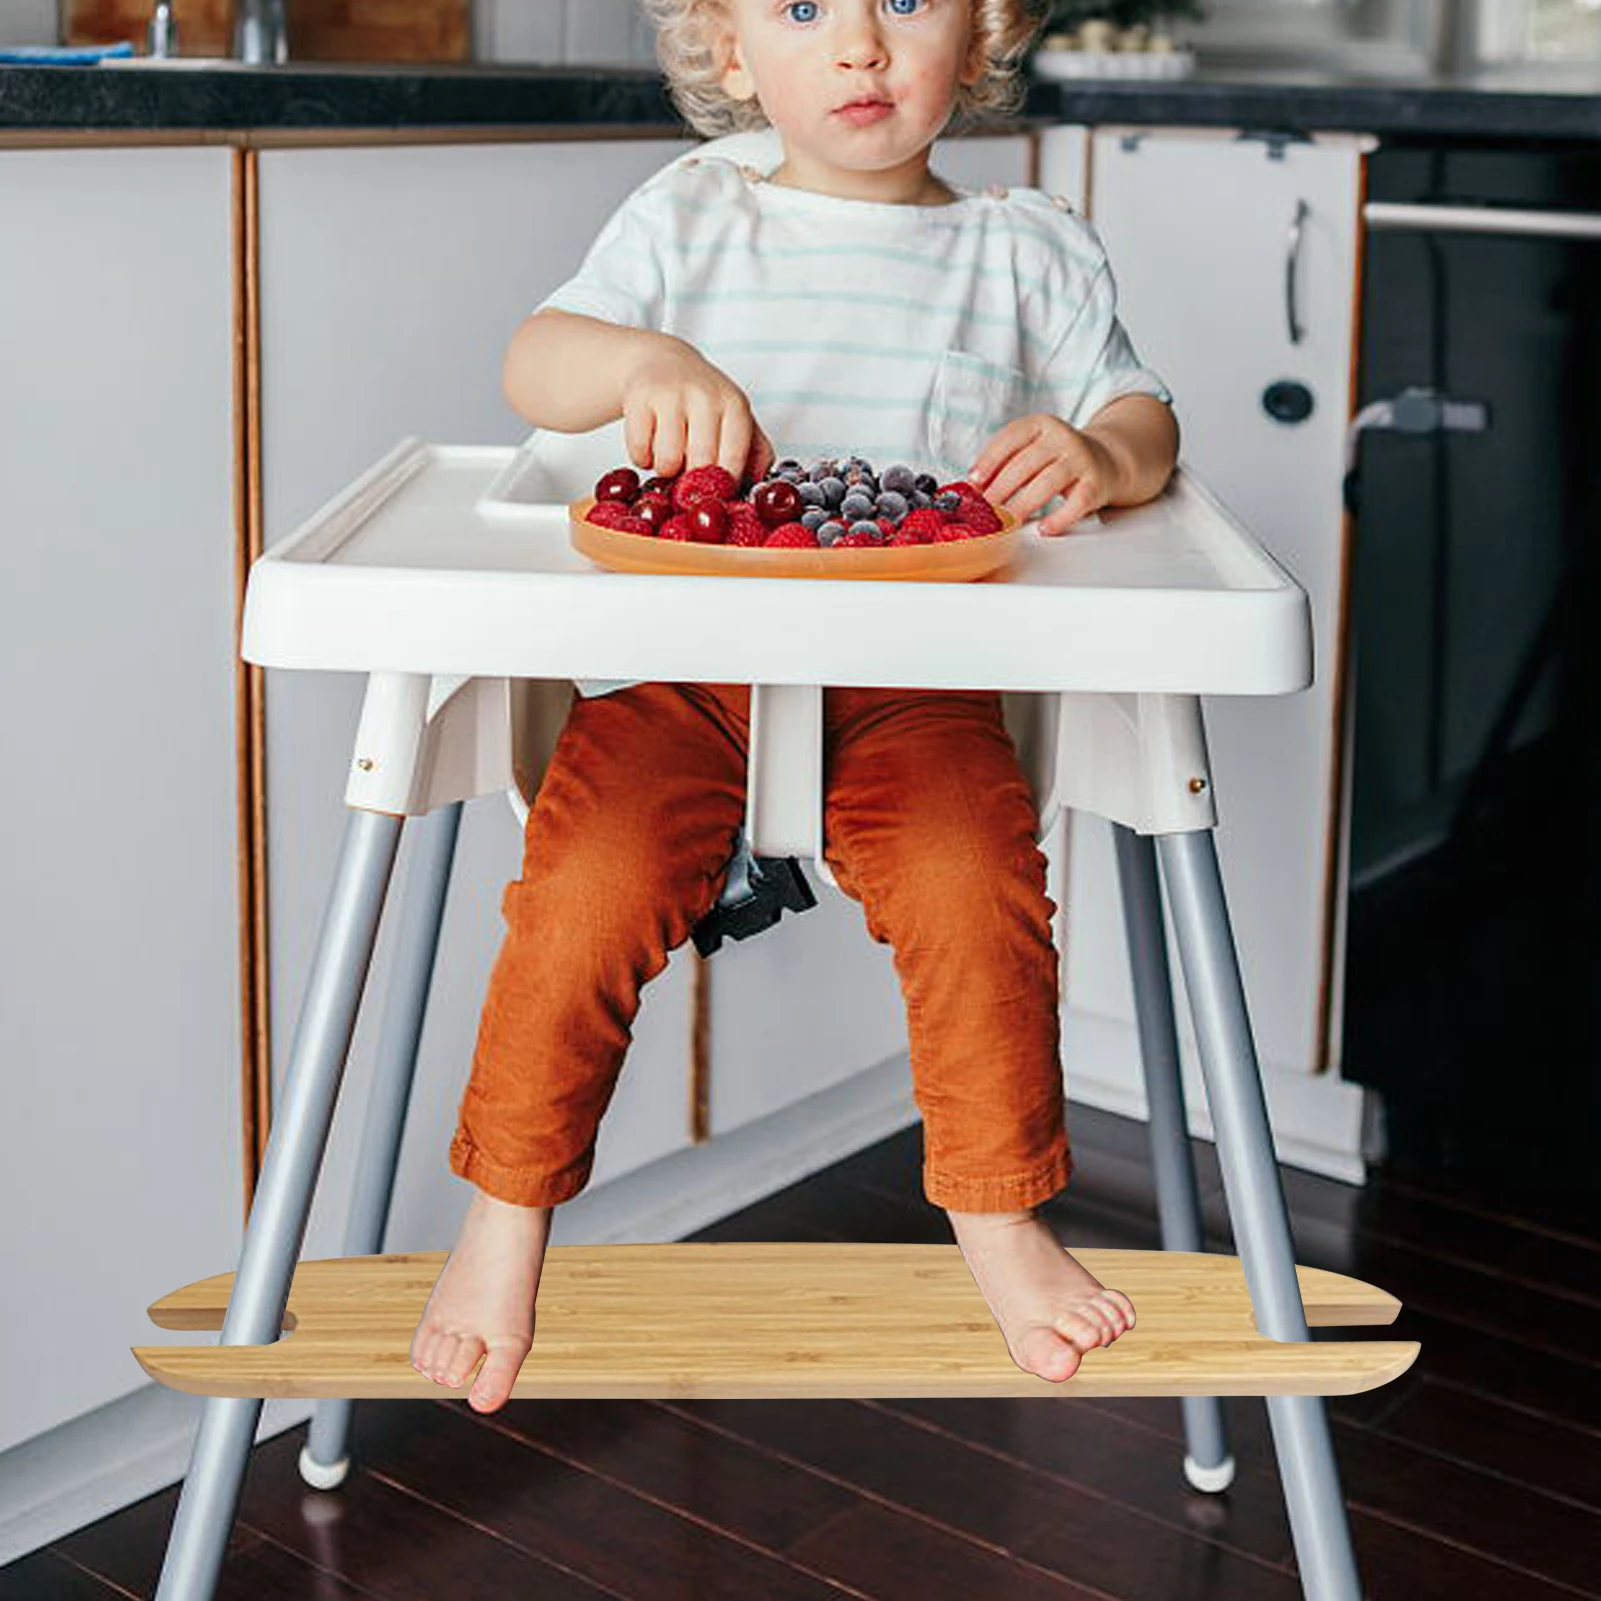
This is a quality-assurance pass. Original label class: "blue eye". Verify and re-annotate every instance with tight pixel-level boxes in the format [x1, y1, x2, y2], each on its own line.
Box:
[783, 1, 818, 21]
[887, 0, 922, 12]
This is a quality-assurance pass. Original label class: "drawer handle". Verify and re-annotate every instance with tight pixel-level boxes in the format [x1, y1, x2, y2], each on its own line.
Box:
[1285, 198, 1309, 346]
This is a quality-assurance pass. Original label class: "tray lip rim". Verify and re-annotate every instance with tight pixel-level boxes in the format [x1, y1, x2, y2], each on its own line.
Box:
[240, 441, 1313, 693]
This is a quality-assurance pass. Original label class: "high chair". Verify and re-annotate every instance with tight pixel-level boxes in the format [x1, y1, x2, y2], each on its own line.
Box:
[135, 131, 1414, 1601]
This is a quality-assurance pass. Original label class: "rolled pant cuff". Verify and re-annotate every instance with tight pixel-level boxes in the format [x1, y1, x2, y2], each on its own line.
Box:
[449, 1130, 591, 1208]
[924, 1147, 1072, 1213]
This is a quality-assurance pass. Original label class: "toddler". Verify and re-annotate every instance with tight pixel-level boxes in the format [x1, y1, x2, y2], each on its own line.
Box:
[412, 0, 1179, 1413]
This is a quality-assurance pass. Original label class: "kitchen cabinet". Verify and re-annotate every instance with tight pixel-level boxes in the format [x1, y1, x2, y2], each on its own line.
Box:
[1050, 125, 1372, 1159]
[0, 147, 240, 1454]
[701, 134, 1050, 1143]
[255, 139, 708, 1257]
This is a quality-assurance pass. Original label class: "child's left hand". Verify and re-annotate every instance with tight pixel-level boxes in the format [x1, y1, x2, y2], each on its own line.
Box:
[967, 414, 1119, 537]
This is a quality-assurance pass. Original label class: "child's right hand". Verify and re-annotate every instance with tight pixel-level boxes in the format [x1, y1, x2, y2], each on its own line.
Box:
[622, 336, 774, 487]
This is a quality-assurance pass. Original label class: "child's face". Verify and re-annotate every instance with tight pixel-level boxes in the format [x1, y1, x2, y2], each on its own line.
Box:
[716, 0, 981, 180]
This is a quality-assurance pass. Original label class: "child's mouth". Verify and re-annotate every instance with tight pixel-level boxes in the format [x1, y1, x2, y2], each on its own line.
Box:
[836, 100, 893, 126]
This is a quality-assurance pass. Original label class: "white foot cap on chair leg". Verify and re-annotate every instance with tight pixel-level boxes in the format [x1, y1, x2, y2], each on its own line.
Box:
[1183, 1454, 1236, 1493]
[299, 1445, 350, 1490]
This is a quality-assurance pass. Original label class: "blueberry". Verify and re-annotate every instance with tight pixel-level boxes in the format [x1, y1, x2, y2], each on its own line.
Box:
[811, 457, 839, 482]
[848, 518, 883, 540]
[840, 492, 876, 520]
[820, 476, 847, 508]
[910, 489, 933, 510]
[913, 472, 938, 496]
[880, 464, 916, 495]
[934, 489, 962, 512]
[796, 481, 825, 507]
[875, 490, 909, 521]
[816, 519, 847, 546]
[800, 506, 829, 531]
[774, 457, 803, 476]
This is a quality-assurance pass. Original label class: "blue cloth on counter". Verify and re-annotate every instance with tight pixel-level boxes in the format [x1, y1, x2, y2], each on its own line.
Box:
[0, 42, 135, 62]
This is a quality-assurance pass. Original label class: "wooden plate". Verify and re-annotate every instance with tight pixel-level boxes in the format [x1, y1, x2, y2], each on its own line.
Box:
[568, 496, 1021, 581]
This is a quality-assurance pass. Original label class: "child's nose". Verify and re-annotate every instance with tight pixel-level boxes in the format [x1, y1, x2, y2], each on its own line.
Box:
[832, 14, 888, 65]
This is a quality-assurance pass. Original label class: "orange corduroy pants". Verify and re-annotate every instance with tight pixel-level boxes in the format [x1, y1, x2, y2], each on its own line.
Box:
[449, 680, 1072, 1213]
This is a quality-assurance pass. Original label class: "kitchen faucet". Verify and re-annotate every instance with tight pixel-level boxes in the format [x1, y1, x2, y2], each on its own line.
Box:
[144, 0, 289, 62]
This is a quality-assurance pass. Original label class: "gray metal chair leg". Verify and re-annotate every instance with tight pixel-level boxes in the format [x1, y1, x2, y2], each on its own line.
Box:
[1156, 830, 1365, 1601]
[1111, 823, 1236, 1495]
[301, 801, 465, 1490]
[154, 807, 405, 1601]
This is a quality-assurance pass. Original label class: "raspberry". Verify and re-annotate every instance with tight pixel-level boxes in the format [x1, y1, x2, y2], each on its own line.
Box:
[896, 508, 946, 544]
[586, 500, 651, 534]
[932, 518, 976, 542]
[937, 479, 983, 500]
[764, 521, 819, 548]
[876, 517, 898, 540]
[726, 503, 767, 546]
[836, 530, 881, 547]
[957, 496, 1002, 534]
[672, 465, 737, 511]
[658, 514, 698, 542]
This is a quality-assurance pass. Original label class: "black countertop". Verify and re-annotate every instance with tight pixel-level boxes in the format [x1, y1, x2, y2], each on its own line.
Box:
[2, 57, 1600, 144]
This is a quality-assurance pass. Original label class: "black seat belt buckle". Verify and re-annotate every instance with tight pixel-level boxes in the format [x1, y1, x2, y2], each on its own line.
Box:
[690, 852, 818, 958]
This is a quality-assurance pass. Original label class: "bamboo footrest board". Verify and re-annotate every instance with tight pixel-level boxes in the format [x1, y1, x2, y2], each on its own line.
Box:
[134, 1243, 1419, 1401]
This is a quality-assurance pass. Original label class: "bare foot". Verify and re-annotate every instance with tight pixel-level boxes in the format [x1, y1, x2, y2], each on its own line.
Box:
[948, 1206, 1136, 1383]
[409, 1187, 553, 1413]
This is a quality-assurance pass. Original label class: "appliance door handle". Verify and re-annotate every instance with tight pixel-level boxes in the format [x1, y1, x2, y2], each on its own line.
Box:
[1364, 201, 1601, 241]
[1285, 198, 1309, 346]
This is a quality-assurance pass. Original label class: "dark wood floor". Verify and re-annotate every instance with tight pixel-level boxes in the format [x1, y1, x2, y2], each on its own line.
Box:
[9, 1103, 1600, 1600]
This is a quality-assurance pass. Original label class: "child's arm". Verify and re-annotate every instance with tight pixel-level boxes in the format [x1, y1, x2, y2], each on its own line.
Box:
[968, 394, 1179, 538]
[1081, 392, 1180, 508]
[503, 309, 675, 434]
[503, 309, 773, 484]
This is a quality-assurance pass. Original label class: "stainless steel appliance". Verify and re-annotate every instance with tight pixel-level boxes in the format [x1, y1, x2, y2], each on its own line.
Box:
[1342, 142, 1601, 1198]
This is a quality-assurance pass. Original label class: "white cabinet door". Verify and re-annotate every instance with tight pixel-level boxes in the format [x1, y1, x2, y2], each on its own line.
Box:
[705, 135, 1044, 1140]
[1072, 127, 1369, 1081]
[257, 140, 700, 1256]
[0, 148, 240, 1453]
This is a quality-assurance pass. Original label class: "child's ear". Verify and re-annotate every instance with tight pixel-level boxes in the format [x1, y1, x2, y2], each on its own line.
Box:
[716, 24, 758, 103]
[958, 26, 987, 86]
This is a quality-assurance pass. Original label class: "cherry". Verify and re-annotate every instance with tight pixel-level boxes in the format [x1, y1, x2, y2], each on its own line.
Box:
[595, 467, 640, 503]
[751, 479, 801, 525]
[690, 502, 728, 543]
[641, 474, 677, 498]
[635, 493, 672, 532]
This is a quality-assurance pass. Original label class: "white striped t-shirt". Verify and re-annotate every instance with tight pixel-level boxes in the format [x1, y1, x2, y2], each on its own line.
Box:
[534, 153, 1172, 699]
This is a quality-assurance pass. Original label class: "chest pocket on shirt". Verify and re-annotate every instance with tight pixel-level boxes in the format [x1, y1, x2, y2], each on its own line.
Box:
[925, 347, 1030, 480]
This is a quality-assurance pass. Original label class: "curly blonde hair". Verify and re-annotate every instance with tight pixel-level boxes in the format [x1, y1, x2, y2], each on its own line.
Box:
[637, 0, 1049, 140]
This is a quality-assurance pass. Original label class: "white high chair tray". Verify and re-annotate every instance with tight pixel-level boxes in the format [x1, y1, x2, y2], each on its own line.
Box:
[241, 438, 1312, 695]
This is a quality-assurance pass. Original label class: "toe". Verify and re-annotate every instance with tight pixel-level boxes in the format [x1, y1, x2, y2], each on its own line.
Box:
[468, 1337, 532, 1413]
[1054, 1309, 1105, 1354]
[430, 1333, 462, 1384]
[409, 1326, 431, 1373]
[1017, 1324, 1082, 1382]
[1089, 1294, 1126, 1341]
[442, 1337, 483, 1389]
[1098, 1288, 1136, 1332]
[1076, 1303, 1116, 1346]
